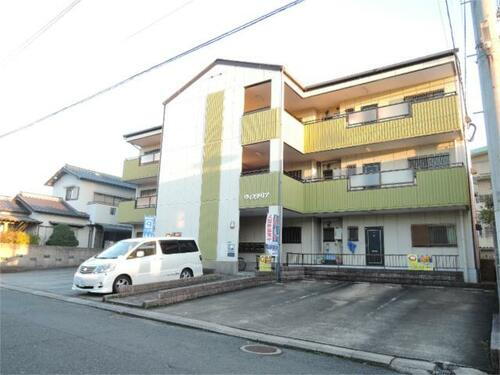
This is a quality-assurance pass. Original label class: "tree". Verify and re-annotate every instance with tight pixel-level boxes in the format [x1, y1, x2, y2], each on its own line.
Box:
[46, 224, 79, 247]
[479, 195, 495, 226]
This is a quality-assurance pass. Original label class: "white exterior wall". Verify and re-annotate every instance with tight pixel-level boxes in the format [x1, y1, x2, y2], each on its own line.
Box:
[156, 64, 282, 270]
[29, 211, 90, 248]
[51, 173, 135, 224]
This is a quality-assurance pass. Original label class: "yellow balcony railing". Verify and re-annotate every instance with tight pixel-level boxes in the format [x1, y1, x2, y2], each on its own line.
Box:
[303, 94, 462, 153]
[117, 200, 155, 224]
[240, 95, 462, 152]
[241, 108, 281, 145]
[122, 158, 159, 182]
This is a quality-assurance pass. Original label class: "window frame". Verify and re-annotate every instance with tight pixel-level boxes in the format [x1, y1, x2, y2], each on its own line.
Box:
[348, 226, 359, 241]
[65, 186, 79, 201]
[411, 224, 457, 247]
[282, 227, 302, 244]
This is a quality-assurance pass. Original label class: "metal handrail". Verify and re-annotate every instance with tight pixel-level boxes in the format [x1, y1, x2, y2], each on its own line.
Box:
[300, 92, 457, 126]
[285, 163, 464, 184]
[285, 252, 460, 271]
[241, 168, 270, 176]
[134, 195, 157, 209]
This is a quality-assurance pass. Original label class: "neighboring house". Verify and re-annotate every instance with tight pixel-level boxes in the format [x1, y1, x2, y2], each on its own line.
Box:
[116, 126, 161, 237]
[15, 192, 90, 246]
[0, 195, 41, 232]
[45, 164, 136, 248]
[154, 50, 478, 282]
[471, 147, 494, 253]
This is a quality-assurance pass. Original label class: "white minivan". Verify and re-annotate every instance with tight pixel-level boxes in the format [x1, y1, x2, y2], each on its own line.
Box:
[72, 237, 203, 294]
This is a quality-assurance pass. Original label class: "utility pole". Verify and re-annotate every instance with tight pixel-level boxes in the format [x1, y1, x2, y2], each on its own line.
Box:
[470, 0, 500, 296]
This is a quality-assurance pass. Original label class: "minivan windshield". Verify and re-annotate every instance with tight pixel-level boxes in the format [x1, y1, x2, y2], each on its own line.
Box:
[95, 240, 141, 259]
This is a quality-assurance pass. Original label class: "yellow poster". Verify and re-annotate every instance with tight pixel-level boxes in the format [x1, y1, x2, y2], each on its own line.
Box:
[259, 255, 272, 272]
[407, 254, 434, 271]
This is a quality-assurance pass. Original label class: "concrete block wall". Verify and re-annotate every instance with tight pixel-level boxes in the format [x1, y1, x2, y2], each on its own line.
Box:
[0, 244, 99, 271]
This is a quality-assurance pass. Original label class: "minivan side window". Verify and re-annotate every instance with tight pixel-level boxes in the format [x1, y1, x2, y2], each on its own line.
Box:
[179, 240, 198, 253]
[160, 240, 179, 254]
[128, 241, 156, 259]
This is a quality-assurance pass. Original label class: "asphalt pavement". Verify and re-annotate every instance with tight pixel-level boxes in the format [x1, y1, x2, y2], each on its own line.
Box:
[0, 288, 396, 374]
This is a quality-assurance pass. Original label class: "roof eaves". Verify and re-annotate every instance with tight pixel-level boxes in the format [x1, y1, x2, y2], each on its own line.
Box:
[162, 59, 283, 106]
[303, 49, 458, 91]
[123, 125, 163, 139]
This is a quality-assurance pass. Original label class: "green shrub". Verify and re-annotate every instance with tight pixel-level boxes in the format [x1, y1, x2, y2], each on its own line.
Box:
[28, 234, 40, 245]
[46, 224, 79, 247]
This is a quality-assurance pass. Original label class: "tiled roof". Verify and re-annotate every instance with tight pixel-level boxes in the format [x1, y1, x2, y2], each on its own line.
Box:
[16, 192, 89, 219]
[0, 195, 30, 214]
[45, 164, 136, 190]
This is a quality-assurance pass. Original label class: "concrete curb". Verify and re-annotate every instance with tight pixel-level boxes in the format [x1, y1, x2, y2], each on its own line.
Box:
[0, 283, 486, 374]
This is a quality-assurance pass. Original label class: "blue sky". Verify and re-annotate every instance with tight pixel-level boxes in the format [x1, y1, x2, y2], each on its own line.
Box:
[0, 0, 487, 195]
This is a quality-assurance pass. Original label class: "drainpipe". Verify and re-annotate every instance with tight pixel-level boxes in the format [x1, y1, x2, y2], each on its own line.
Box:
[154, 104, 167, 236]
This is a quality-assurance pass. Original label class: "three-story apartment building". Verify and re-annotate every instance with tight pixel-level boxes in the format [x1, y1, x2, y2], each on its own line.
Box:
[155, 50, 478, 282]
[117, 126, 162, 236]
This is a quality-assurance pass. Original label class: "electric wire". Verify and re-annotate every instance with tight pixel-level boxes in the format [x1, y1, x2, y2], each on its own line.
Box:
[0, 0, 305, 139]
[125, 0, 195, 41]
[1, 0, 81, 65]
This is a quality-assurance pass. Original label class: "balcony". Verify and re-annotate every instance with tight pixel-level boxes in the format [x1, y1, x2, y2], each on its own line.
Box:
[241, 95, 462, 152]
[241, 108, 281, 145]
[304, 94, 461, 153]
[240, 165, 470, 213]
[117, 200, 155, 224]
[122, 157, 159, 182]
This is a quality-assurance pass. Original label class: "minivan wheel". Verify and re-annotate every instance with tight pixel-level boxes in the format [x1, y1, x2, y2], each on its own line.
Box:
[112, 275, 131, 293]
[180, 268, 193, 279]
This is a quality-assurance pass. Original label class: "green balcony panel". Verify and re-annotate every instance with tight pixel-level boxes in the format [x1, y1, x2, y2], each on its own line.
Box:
[117, 200, 155, 224]
[239, 167, 470, 213]
[122, 158, 159, 182]
[239, 172, 279, 209]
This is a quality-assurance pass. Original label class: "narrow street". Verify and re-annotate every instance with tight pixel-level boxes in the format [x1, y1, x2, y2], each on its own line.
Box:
[0, 288, 395, 374]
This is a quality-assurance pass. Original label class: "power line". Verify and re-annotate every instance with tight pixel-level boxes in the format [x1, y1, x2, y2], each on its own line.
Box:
[0, 0, 305, 139]
[1, 0, 81, 65]
[125, 0, 195, 41]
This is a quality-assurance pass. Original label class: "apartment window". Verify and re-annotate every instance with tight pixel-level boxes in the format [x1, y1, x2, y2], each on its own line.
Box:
[323, 169, 333, 179]
[348, 227, 359, 241]
[345, 108, 354, 113]
[140, 149, 160, 165]
[346, 165, 357, 176]
[65, 186, 79, 201]
[93, 192, 128, 206]
[363, 163, 381, 174]
[283, 227, 301, 244]
[411, 224, 457, 247]
[140, 189, 157, 197]
[408, 154, 450, 170]
[285, 170, 302, 181]
[110, 207, 116, 215]
[244, 80, 271, 114]
[404, 89, 445, 102]
[323, 228, 336, 242]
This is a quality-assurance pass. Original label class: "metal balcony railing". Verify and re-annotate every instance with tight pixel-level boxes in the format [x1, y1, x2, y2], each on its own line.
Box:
[135, 195, 157, 209]
[285, 252, 460, 271]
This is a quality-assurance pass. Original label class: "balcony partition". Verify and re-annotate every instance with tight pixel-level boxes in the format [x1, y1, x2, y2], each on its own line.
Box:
[348, 168, 415, 190]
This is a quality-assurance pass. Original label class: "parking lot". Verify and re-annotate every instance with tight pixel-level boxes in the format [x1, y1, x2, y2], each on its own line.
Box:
[0, 268, 496, 371]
